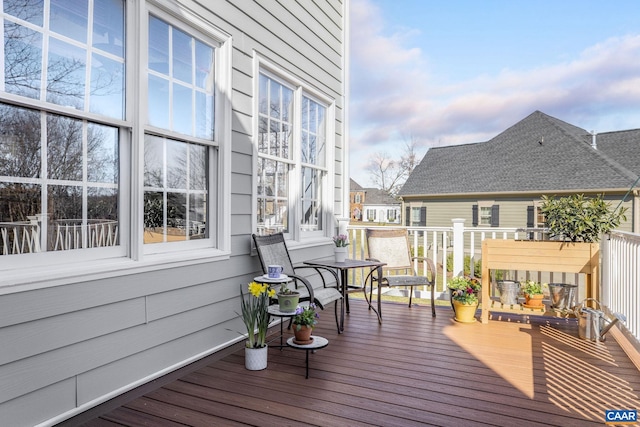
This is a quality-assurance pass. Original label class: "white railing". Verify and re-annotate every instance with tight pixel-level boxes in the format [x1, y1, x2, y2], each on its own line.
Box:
[602, 231, 640, 341]
[0, 219, 118, 254]
[345, 220, 536, 300]
[346, 220, 639, 343]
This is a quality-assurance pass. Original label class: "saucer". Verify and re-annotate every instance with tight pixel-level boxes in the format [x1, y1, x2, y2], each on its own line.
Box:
[262, 274, 289, 281]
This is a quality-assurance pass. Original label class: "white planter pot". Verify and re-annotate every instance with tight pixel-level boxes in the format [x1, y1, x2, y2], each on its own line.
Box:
[245, 345, 268, 370]
[334, 247, 347, 263]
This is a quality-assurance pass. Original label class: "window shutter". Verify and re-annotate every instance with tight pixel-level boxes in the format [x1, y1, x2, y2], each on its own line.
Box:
[420, 207, 426, 226]
[527, 206, 534, 228]
[491, 205, 499, 227]
[472, 205, 478, 226]
[405, 206, 410, 226]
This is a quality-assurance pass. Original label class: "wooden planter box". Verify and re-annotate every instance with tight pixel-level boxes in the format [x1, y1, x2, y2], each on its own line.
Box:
[480, 239, 599, 323]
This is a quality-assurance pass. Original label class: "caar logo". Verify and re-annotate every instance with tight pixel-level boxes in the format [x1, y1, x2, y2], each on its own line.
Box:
[605, 410, 637, 424]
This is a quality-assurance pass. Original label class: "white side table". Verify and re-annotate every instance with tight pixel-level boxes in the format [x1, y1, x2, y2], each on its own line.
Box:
[286, 336, 329, 378]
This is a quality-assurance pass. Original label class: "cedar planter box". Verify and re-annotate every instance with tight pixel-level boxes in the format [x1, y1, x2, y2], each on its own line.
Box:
[480, 239, 599, 323]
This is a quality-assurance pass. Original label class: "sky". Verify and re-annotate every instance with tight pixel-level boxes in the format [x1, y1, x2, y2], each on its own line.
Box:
[348, 0, 640, 187]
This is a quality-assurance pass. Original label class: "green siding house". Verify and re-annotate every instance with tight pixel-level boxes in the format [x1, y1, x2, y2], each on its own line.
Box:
[399, 111, 640, 232]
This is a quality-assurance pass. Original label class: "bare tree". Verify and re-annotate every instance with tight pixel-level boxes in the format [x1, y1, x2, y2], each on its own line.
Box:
[366, 136, 424, 196]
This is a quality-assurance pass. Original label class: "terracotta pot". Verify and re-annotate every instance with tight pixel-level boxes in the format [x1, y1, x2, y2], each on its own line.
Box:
[525, 293, 544, 307]
[292, 323, 313, 344]
[452, 300, 478, 323]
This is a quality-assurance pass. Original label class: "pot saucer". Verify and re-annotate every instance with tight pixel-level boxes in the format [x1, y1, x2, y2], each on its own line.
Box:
[292, 337, 314, 345]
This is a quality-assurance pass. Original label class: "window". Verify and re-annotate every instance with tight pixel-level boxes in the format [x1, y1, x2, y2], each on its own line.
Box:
[366, 209, 376, 222]
[0, 1, 229, 266]
[387, 209, 397, 222]
[256, 70, 330, 237]
[143, 13, 217, 248]
[355, 193, 361, 203]
[472, 203, 499, 227]
[1, 0, 124, 261]
[409, 206, 426, 226]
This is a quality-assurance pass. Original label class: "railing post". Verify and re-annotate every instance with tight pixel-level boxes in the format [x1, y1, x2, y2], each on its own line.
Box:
[452, 218, 465, 276]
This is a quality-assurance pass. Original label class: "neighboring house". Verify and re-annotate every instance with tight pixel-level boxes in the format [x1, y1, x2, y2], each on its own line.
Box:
[361, 187, 402, 224]
[0, 2, 349, 426]
[399, 111, 640, 232]
[350, 178, 365, 221]
[349, 179, 401, 224]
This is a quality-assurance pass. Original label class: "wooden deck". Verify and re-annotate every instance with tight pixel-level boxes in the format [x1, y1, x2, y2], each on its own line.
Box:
[59, 300, 640, 427]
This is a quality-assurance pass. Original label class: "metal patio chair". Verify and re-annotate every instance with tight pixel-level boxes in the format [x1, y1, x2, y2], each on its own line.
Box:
[252, 233, 342, 332]
[365, 228, 437, 317]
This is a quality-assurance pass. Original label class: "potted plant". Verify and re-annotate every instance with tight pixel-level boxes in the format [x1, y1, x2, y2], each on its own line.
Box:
[521, 280, 545, 308]
[238, 281, 275, 370]
[291, 303, 319, 344]
[540, 194, 627, 243]
[276, 282, 300, 313]
[481, 194, 627, 323]
[332, 234, 349, 262]
[448, 276, 481, 323]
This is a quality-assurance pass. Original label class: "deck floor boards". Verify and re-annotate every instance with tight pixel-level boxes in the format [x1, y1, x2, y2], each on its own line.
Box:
[59, 300, 640, 427]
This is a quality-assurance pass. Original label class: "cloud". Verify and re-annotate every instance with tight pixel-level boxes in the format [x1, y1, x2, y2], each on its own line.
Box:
[349, 0, 640, 185]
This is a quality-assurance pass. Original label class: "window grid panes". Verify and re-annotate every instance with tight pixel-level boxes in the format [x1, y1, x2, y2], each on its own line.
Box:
[480, 206, 492, 226]
[2, 0, 126, 119]
[0, 102, 119, 254]
[300, 96, 325, 232]
[147, 15, 215, 140]
[256, 73, 293, 235]
[143, 134, 208, 244]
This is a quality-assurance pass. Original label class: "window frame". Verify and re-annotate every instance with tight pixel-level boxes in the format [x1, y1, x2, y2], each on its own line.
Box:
[140, 4, 230, 256]
[0, 1, 233, 281]
[254, 59, 334, 242]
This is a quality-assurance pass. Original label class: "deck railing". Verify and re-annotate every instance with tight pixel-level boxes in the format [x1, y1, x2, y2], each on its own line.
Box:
[602, 231, 640, 341]
[0, 219, 118, 254]
[346, 220, 639, 343]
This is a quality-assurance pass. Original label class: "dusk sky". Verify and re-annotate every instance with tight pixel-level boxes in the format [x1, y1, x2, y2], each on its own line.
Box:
[349, 0, 640, 187]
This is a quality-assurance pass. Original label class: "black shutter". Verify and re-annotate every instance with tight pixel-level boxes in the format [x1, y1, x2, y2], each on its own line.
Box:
[420, 207, 426, 226]
[491, 205, 499, 227]
[405, 206, 410, 226]
[527, 206, 534, 228]
[472, 205, 478, 226]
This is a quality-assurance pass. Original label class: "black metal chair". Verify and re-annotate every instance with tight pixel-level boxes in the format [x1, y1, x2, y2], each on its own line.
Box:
[252, 233, 342, 332]
[365, 228, 437, 317]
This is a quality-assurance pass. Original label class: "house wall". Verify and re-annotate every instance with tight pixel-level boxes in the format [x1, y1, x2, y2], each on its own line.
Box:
[0, 1, 346, 426]
[362, 204, 401, 224]
[404, 193, 634, 232]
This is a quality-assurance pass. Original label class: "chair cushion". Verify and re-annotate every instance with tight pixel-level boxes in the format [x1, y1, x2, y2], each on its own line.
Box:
[384, 275, 430, 287]
[296, 286, 342, 307]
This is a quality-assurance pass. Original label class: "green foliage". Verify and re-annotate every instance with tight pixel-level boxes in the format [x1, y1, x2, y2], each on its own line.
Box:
[540, 194, 627, 242]
[521, 280, 544, 295]
[292, 304, 319, 330]
[446, 253, 482, 277]
[447, 276, 481, 304]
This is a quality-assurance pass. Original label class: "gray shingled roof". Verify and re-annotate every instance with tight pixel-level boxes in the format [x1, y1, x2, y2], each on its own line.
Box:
[350, 178, 364, 191]
[399, 111, 640, 196]
[363, 187, 400, 205]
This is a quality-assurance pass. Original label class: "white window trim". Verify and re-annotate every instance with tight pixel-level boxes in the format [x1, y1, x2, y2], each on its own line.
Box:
[137, 3, 232, 259]
[253, 55, 335, 243]
[0, 1, 233, 286]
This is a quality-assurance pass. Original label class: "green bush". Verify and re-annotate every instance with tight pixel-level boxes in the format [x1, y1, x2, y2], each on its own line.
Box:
[446, 253, 482, 277]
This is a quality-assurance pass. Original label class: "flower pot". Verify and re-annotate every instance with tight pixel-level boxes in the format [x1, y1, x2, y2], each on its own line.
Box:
[497, 280, 520, 305]
[292, 323, 313, 344]
[334, 246, 347, 263]
[245, 345, 268, 370]
[452, 300, 478, 323]
[524, 293, 544, 308]
[277, 292, 300, 313]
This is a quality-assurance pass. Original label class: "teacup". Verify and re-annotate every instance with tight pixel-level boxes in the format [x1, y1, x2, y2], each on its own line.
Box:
[268, 265, 284, 279]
